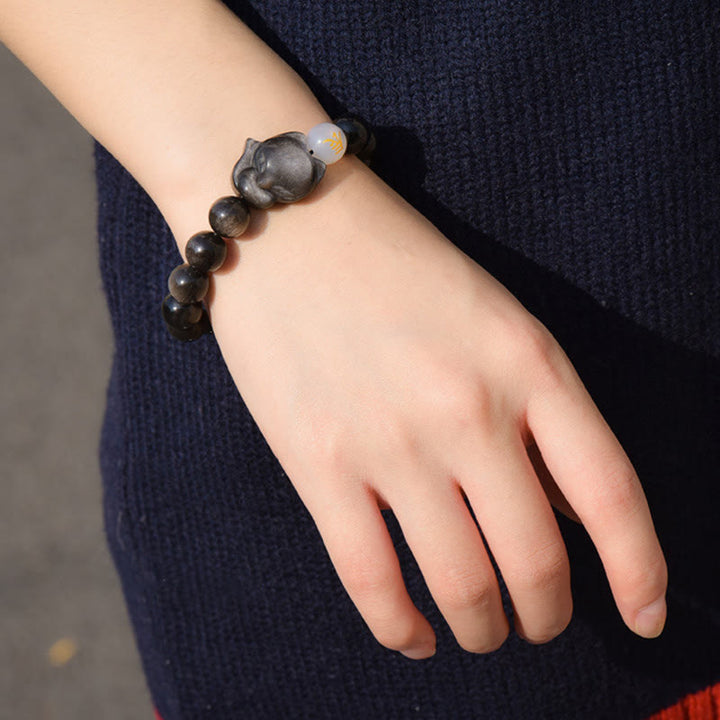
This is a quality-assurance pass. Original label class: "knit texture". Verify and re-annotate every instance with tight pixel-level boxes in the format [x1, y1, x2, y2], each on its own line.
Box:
[95, 1, 720, 718]
[648, 682, 720, 719]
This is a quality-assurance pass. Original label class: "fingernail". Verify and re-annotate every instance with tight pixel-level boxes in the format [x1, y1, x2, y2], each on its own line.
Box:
[400, 644, 436, 660]
[634, 597, 667, 639]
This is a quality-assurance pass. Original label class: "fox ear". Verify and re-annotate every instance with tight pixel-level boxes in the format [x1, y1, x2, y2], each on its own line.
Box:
[310, 154, 326, 184]
[239, 138, 261, 167]
[232, 138, 261, 191]
[279, 131, 306, 144]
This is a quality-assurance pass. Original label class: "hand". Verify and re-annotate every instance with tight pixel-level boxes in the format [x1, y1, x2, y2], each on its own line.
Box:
[189, 156, 668, 659]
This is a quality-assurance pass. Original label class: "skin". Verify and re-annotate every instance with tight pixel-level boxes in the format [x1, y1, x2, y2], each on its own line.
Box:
[1, 0, 667, 661]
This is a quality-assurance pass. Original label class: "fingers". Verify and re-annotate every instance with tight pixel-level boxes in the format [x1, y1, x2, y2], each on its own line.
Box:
[308, 482, 437, 659]
[454, 430, 573, 644]
[386, 476, 510, 654]
[527, 373, 668, 638]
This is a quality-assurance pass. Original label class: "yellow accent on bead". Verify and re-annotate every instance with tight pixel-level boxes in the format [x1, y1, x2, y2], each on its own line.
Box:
[321, 131, 345, 156]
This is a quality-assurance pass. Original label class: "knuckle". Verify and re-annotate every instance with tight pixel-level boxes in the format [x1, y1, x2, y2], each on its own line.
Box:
[518, 319, 557, 359]
[378, 416, 420, 460]
[438, 564, 495, 611]
[434, 372, 497, 433]
[407, 347, 495, 429]
[503, 317, 553, 362]
[623, 552, 668, 605]
[462, 382, 496, 430]
[298, 423, 351, 476]
[510, 548, 569, 593]
[518, 321, 576, 394]
[340, 557, 396, 600]
[593, 461, 646, 519]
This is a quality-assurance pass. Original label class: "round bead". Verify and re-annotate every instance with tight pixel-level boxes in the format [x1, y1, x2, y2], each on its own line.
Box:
[305, 122, 347, 164]
[185, 231, 227, 273]
[166, 310, 210, 342]
[161, 293, 203, 329]
[209, 195, 250, 238]
[333, 117, 369, 156]
[168, 263, 209, 304]
[358, 130, 377, 165]
[197, 309, 212, 336]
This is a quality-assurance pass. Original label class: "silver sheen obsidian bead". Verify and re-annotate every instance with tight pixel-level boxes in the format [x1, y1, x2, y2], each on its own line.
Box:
[165, 308, 211, 342]
[333, 117, 376, 165]
[185, 231, 227, 273]
[161, 294, 203, 329]
[168, 263, 209, 304]
[333, 117, 369, 155]
[209, 196, 250, 238]
[232, 132, 326, 209]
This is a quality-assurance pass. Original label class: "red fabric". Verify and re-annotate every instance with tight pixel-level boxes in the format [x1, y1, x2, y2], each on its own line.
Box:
[649, 683, 720, 720]
[151, 684, 720, 719]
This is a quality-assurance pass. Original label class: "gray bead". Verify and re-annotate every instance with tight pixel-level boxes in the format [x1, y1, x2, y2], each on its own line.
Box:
[185, 231, 227, 273]
[168, 264, 209, 304]
[165, 308, 211, 341]
[232, 132, 326, 208]
[209, 196, 250, 238]
[161, 293, 203, 329]
[333, 117, 376, 166]
[333, 117, 368, 156]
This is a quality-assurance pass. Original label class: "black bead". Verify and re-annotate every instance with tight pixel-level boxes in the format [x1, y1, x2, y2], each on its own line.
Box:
[186, 231, 227, 273]
[168, 263, 209, 304]
[165, 306, 211, 341]
[357, 130, 376, 166]
[209, 196, 250, 238]
[197, 309, 213, 336]
[334, 117, 369, 156]
[166, 314, 207, 341]
[161, 293, 203, 329]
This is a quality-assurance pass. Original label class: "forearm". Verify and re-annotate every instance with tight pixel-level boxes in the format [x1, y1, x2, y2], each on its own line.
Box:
[0, 0, 332, 244]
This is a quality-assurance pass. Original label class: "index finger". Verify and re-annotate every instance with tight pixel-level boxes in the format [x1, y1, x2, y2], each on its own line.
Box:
[526, 369, 668, 639]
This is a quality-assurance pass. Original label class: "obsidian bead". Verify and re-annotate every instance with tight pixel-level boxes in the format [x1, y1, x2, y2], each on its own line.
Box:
[357, 130, 376, 166]
[168, 263, 209, 304]
[209, 195, 251, 238]
[185, 231, 227, 273]
[333, 117, 369, 156]
[166, 309, 210, 342]
[161, 293, 203, 330]
[197, 309, 212, 336]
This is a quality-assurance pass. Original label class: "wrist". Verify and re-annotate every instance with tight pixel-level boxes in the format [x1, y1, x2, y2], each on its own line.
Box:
[161, 119, 379, 340]
[160, 104, 334, 256]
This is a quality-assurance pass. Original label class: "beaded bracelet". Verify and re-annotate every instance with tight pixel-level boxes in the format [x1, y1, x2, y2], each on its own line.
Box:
[161, 117, 376, 341]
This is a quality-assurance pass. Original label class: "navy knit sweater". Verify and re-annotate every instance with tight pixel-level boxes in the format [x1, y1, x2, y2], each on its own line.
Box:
[95, 1, 720, 718]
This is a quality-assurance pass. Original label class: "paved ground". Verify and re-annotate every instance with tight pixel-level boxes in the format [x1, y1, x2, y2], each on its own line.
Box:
[1, 43, 149, 719]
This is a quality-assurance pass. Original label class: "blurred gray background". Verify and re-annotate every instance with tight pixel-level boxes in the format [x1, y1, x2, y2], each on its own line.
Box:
[1, 43, 149, 718]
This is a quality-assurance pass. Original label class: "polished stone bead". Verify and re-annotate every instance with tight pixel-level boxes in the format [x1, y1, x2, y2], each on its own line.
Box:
[198, 309, 212, 336]
[168, 263, 209, 304]
[166, 309, 210, 342]
[161, 293, 203, 329]
[357, 129, 377, 165]
[333, 117, 369, 156]
[185, 231, 227, 273]
[209, 196, 250, 238]
[232, 133, 326, 208]
[305, 122, 347, 164]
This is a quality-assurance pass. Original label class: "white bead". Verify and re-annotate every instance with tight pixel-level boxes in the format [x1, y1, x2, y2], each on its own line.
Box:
[305, 122, 347, 164]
